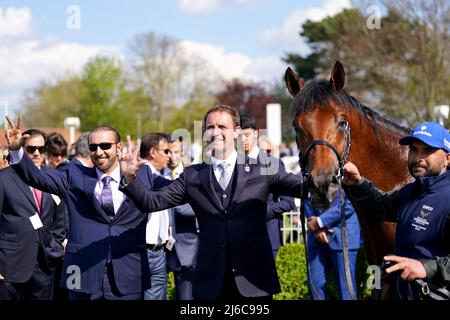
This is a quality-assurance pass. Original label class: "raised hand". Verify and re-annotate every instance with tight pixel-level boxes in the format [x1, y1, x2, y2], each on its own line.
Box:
[119, 135, 146, 183]
[342, 162, 362, 186]
[5, 115, 28, 151]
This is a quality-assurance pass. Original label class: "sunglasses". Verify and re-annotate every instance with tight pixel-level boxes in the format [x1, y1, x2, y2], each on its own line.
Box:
[88, 142, 118, 152]
[156, 148, 170, 155]
[26, 146, 46, 154]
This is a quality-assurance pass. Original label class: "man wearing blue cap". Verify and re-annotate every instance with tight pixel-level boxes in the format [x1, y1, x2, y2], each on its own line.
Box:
[342, 121, 450, 300]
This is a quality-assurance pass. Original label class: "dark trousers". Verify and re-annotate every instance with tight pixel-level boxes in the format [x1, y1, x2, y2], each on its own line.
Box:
[68, 262, 142, 300]
[218, 254, 272, 301]
[0, 254, 54, 300]
[175, 265, 195, 300]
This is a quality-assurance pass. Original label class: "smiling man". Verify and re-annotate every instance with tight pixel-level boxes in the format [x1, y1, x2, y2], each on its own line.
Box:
[343, 121, 450, 300]
[119, 104, 304, 300]
[4, 118, 170, 300]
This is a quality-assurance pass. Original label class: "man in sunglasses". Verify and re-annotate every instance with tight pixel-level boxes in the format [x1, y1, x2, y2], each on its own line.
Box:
[0, 129, 67, 300]
[5, 117, 170, 300]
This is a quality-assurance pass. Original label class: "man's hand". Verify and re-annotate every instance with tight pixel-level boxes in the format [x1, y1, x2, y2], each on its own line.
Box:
[342, 162, 362, 186]
[384, 255, 427, 281]
[119, 135, 146, 183]
[314, 228, 334, 244]
[307, 216, 320, 231]
[5, 115, 28, 151]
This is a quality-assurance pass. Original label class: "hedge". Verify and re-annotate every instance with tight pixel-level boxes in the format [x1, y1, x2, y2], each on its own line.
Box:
[167, 243, 372, 300]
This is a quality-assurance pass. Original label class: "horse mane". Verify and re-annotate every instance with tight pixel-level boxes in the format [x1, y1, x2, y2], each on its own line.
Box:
[290, 80, 409, 138]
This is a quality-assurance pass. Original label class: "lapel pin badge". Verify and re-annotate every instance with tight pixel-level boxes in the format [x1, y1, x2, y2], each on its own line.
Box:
[244, 164, 250, 172]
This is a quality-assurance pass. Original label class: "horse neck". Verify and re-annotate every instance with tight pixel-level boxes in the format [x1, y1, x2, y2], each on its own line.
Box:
[348, 114, 411, 191]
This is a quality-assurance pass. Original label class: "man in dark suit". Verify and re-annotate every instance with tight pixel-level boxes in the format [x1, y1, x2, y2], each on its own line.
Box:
[5, 117, 169, 300]
[239, 114, 296, 261]
[119, 105, 303, 300]
[0, 129, 67, 300]
[164, 137, 199, 300]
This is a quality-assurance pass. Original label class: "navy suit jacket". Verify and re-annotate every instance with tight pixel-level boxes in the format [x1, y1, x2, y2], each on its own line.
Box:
[166, 203, 199, 272]
[260, 153, 296, 251]
[304, 193, 361, 251]
[121, 155, 303, 299]
[11, 154, 170, 295]
[0, 167, 67, 283]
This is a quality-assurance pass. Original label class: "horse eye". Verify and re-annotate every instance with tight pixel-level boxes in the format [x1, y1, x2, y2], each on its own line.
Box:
[338, 119, 348, 129]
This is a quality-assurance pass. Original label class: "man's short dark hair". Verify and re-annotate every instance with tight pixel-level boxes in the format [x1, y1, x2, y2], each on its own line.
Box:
[140, 133, 169, 158]
[203, 105, 240, 130]
[88, 125, 120, 144]
[45, 132, 68, 156]
[240, 114, 257, 130]
[22, 129, 46, 142]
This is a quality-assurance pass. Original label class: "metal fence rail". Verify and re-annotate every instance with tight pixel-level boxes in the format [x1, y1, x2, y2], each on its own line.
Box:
[281, 199, 303, 245]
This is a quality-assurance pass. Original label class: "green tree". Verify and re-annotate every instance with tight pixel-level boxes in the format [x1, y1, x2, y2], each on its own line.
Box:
[22, 75, 83, 127]
[79, 56, 151, 138]
[284, 1, 450, 126]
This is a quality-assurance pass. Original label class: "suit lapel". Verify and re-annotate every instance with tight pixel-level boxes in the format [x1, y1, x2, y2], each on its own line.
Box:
[11, 173, 39, 212]
[228, 155, 250, 213]
[83, 168, 111, 223]
[39, 192, 50, 218]
[199, 163, 223, 212]
[113, 189, 130, 222]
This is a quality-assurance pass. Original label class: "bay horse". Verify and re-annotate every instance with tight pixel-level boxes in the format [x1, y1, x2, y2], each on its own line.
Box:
[285, 61, 412, 296]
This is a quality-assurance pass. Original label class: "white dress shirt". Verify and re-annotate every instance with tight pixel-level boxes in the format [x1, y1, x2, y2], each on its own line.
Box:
[210, 150, 237, 186]
[248, 146, 260, 159]
[145, 162, 170, 245]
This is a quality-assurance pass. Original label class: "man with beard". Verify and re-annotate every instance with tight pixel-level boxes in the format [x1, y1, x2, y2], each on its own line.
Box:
[343, 121, 450, 300]
[5, 117, 170, 300]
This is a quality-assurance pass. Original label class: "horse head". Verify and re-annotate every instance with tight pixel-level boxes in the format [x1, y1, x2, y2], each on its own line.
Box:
[285, 61, 351, 210]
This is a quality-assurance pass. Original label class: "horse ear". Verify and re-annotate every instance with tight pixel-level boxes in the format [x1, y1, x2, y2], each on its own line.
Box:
[284, 67, 303, 97]
[329, 61, 345, 93]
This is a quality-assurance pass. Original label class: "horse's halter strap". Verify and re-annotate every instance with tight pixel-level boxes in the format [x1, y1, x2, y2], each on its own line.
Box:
[298, 120, 351, 182]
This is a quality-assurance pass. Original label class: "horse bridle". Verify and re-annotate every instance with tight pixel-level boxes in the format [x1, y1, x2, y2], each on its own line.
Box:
[296, 120, 357, 300]
[298, 120, 351, 183]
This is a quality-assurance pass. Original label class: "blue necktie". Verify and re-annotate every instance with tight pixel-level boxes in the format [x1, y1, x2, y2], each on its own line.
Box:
[100, 176, 115, 219]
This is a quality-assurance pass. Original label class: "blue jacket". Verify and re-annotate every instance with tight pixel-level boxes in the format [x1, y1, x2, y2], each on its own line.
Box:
[304, 193, 361, 251]
[263, 153, 296, 251]
[12, 154, 170, 296]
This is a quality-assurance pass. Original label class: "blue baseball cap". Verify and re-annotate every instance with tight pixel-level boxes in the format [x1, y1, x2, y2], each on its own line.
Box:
[399, 121, 450, 153]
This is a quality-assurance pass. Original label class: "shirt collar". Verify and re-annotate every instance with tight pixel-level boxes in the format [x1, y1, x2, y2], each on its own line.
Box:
[145, 161, 163, 176]
[248, 146, 260, 159]
[162, 162, 184, 177]
[96, 163, 121, 183]
[211, 150, 237, 170]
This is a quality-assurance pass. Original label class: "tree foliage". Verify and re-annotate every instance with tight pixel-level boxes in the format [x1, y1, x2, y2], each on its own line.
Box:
[128, 32, 189, 131]
[22, 75, 83, 128]
[215, 79, 275, 130]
